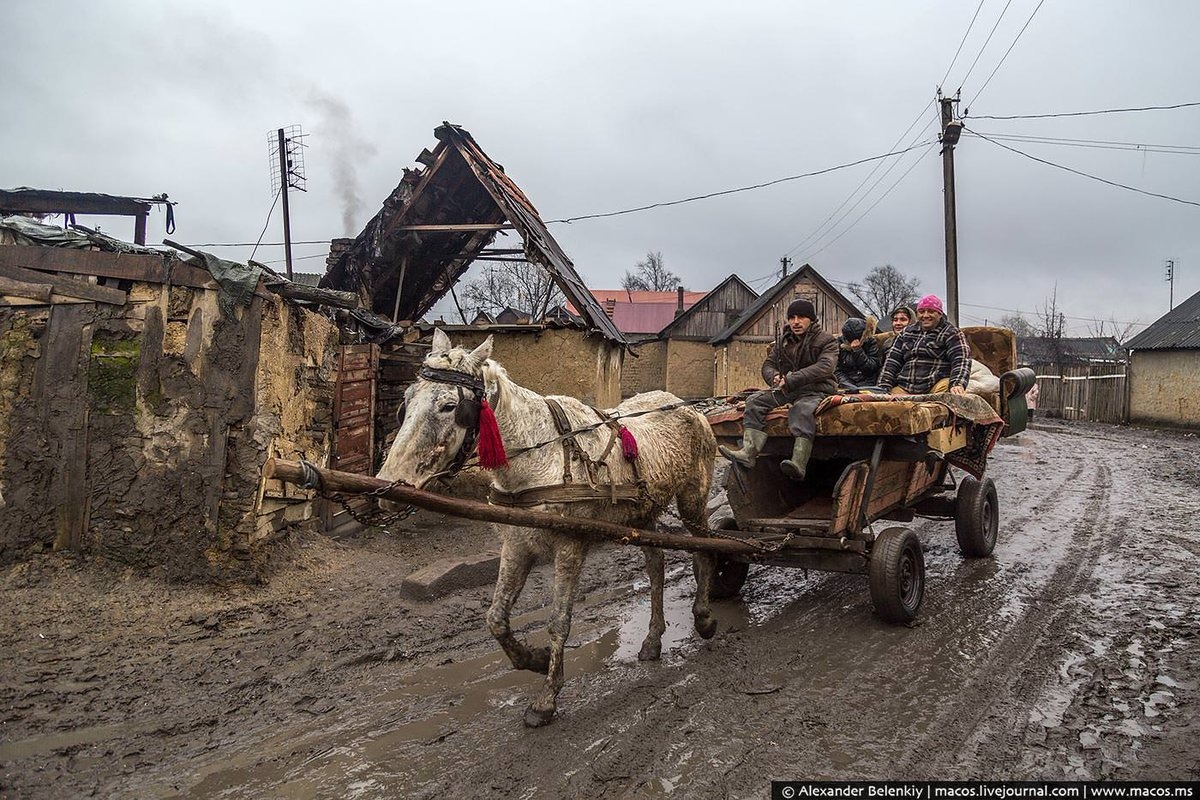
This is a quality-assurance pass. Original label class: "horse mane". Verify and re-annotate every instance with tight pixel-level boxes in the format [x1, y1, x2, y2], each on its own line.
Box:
[481, 359, 517, 413]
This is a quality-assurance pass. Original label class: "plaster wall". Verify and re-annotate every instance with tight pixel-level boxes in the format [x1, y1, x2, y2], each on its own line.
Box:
[1129, 349, 1200, 429]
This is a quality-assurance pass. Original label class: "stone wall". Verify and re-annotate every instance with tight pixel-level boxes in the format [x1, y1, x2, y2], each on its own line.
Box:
[1129, 350, 1200, 429]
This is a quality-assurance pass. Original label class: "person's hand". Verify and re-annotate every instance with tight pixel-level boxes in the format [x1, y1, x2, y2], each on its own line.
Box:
[772, 373, 785, 388]
[950, 385, 967, 396]
[849, 338, 861, 349]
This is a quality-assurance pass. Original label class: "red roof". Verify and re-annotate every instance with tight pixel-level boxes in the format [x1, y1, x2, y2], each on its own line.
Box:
[566, 289, 707, 334]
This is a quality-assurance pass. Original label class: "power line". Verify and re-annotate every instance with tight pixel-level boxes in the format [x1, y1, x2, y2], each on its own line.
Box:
[967, 0, 1048, 106]
[783, 113, 936, 258]
[966, 130, 1200, 152]
[964, 130, 1200, 156]
[545, 142, 934, 224]
[248, 189, 282, 262]
[939, 0, 988, 90]
[956, 0, 1015, 92]
[196, 239, 333, 248]
[969, 128, 1200, 208]
[798, 143, 938, 262]
[969, 101, 1200, 120]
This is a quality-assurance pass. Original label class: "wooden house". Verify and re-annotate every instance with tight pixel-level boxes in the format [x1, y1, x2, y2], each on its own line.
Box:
[710, 265, 863, 395]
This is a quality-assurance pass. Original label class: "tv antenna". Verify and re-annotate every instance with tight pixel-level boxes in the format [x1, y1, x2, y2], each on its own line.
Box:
[268, 125, 308, 278]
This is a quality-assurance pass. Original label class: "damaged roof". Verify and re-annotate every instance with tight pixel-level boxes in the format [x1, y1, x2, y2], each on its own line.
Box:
[320, 123, 626, 346]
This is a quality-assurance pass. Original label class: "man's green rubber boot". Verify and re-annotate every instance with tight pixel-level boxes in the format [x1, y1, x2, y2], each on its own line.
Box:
[719, 428, 768, 469]
[780, 436, 813, 481]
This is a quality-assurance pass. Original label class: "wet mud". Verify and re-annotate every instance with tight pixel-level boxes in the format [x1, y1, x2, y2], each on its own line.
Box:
[2, 423, 1198, 797]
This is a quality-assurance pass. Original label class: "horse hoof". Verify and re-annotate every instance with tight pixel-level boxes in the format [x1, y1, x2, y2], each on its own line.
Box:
[637, 640, 662, 661]
[523, 704, 556, 728]
[694, 614, 718, 640]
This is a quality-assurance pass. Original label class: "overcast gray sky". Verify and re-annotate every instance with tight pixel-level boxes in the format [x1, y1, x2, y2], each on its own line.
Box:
[4, 0, 1198, 336]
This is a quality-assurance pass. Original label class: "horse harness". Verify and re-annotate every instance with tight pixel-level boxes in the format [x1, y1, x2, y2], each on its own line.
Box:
[488, 398, 649, 509]
[417, 367, 649, 509]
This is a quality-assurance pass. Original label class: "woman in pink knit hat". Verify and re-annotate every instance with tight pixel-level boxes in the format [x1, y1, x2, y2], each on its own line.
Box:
[876, 294, 971, 395]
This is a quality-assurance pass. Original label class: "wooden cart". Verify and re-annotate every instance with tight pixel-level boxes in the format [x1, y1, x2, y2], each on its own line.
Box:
[703, 327, 1035, 623]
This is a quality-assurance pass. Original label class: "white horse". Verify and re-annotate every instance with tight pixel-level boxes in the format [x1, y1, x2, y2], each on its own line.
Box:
[378, 329, 718, 726]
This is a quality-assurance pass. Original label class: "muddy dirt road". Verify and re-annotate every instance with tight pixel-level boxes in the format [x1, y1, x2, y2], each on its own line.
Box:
[3, 422, 1199, 798]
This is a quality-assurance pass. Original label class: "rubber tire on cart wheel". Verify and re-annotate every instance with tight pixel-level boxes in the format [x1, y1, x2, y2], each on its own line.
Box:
[707, 517, 750, 600]
[868, 527, 925, 624]
[955, 475, 999, 557]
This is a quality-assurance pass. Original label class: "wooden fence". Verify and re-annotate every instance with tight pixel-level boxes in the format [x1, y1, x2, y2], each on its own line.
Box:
[1031, 363, 1127, 424]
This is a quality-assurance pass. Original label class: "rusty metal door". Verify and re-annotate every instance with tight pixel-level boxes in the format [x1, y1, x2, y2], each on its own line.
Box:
[323, 343, 378, 534]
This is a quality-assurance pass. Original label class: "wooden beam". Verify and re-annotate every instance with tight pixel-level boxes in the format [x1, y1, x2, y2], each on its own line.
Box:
[265, 458, 768, 558]
[264, 280, 359, 309]
[394, 223, 513, 232]
[0, 275, 53, 302]
[0, 189, 150, 217]
[0, 260, 127, 305]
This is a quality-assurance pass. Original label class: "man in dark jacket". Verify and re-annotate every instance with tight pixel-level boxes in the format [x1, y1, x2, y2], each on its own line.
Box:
[719, 298, 838, 480]
[834, 317, 880, 391]
[877, 294, 971, 395]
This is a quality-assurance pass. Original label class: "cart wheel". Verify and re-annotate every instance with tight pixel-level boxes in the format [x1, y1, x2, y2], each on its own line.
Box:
[707, 517, 750, 600]
[955, 475, 999, 557]
[868, 527, 925, 624]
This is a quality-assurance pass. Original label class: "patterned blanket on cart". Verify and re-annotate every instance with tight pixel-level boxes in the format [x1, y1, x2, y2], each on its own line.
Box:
[705, 391, 1004, 478]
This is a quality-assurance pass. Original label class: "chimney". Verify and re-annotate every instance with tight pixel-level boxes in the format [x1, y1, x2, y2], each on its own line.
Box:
[675, 285, 685, 318]
[326, 237, 353, 272]
[604, 298, 617, 318]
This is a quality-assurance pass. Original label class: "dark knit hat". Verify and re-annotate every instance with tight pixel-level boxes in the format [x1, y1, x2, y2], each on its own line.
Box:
[786, 298, 816, 320]
[841, 317, 867, 340]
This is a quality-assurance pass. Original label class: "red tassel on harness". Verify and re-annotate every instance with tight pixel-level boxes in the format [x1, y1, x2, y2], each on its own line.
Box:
[476, 398, 508, 469]
[618, 425, 638, 461]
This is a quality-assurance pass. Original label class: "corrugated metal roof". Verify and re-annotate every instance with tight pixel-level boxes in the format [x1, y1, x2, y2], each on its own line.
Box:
[1017, 336, 1126, 363]
[1125, 288, 1200, 350]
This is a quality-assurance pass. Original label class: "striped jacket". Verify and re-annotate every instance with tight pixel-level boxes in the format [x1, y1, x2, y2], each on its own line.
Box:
[877, 318, 971, 393]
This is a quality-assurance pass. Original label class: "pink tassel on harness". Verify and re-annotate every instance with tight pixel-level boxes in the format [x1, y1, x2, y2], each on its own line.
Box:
[477, 398, 508, 469]
[618, 425, 638, 461]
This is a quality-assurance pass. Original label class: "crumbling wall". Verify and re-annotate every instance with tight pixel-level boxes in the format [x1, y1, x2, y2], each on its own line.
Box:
[715, 340, 772, 396]
[0, 281, 338, 582]
[1129, 350, 1200, 429]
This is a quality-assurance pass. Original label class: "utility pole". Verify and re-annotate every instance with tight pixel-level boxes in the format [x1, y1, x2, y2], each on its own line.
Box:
[780, 256, 792, 279]
[269, 125, 306, 280]
[1165, 259, 1175, 310]
[939, 92, 963, 325]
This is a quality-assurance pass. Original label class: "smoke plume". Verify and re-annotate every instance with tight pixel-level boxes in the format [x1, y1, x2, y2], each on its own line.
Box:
[304, 86, 378, 235]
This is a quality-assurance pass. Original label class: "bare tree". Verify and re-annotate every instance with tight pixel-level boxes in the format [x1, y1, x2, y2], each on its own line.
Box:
[622, 251, 681, 292]
[999, 313, 1037, 337]
[461, 260, 565, 321]
[1086, 316, 1138, 345]
[1036, 285, 1069, 370]
[847, 264, 921, 320]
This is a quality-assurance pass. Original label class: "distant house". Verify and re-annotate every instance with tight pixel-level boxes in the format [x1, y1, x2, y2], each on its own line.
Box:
[619, 276, 758, 399]
[580, 288, 707, 340]
[1017, 336, 1126, 366]
[494, 306, 529, 324]
[1124, 290, 1200, 429]
[711, 265, 863, 395]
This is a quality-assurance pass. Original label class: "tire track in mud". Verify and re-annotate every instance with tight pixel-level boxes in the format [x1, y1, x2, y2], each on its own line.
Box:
[896, 431, 1126, 777]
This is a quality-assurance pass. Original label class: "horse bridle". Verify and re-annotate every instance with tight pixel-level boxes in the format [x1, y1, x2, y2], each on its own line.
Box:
[414, 366, 485, 477]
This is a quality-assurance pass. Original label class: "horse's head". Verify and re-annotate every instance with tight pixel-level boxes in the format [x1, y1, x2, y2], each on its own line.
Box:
[376, 329, 494, 494]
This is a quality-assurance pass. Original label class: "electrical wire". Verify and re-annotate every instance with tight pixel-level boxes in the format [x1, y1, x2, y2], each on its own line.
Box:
[798, 143, 939, 262]
[955, 0, 1015, 92]
[966, 0, 1048, 107]
[969, 101, 1200, 120]
[248, 189, 282, 262]
[544, 142, 934, 224]
[964, 130, 1200, 156]
[968, 128, 1200, 208]
[939, 0, 988, 90]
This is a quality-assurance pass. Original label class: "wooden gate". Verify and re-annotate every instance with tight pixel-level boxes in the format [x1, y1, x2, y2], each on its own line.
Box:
[1033, 363, 1127, 424]
[323, 343, 379, 535]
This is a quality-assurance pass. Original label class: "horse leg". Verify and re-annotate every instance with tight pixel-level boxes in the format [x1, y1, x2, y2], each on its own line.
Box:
[523, 537, 586, 728]
[678, 491, 718, 640]
[487, 537, 550, 674]
[637, 546, 666, 661]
